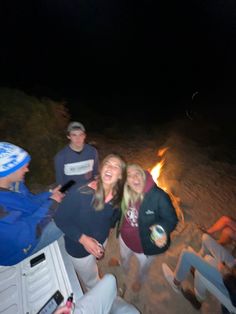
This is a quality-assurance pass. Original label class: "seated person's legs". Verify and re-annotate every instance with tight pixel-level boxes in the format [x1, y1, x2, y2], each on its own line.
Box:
[75, 274, 117, 314]
[199, 234, 235, 267]
[175, 248, 221, 283]
[207, 216, 232, 233]
[207, 216, 236, 245]
[110, 296, 140, 314]
[194, 255, 229, 301]
[219, 226, 236, 245]
[55, 274, 141, 314]
[162, 246, 224, 293]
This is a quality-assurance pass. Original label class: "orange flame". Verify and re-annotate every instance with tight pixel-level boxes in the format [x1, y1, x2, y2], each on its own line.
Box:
[150, 147, 184, 224]
[157, 147, 169, 158]
[150, 157, 166, 187]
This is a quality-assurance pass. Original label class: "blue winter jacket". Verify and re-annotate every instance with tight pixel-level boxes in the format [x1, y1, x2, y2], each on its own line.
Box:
[0, 182, 54, 266]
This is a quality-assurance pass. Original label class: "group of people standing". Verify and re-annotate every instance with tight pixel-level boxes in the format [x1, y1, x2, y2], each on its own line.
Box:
[4, 120, 235, 313]
[53, 121, 178, 296]
[0, 120, 179, 313]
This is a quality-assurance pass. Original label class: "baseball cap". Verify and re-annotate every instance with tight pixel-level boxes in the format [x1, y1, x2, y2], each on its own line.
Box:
[67, 121, 86, 133]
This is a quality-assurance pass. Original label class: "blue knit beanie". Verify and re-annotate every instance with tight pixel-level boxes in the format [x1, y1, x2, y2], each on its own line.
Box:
[0, 142, 31, 177]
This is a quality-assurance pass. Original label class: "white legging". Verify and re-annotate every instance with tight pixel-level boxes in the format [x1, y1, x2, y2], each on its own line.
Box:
[119, 235, 155, 283]
[70, 253, 100, 291]
[70, 239, 108, 291]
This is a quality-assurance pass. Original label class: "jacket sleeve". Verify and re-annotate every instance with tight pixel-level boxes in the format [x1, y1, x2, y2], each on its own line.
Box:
[26, 190, 52, 204]
[54, 190, 83, 242]
[156, 190, 178, 235]
[5, 188, 54, 218]
[17, 181, 52, 204]
[3, 205, 50, 225]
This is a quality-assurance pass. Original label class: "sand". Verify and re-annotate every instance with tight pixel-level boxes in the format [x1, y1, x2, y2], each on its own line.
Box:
[90, 117, 236, 314]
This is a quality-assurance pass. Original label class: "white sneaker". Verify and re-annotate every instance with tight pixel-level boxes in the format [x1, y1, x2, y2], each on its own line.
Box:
[162, 263, 180, 294]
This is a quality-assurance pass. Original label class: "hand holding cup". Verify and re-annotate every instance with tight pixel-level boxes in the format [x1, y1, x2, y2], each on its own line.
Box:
[150, 224, 167, 248]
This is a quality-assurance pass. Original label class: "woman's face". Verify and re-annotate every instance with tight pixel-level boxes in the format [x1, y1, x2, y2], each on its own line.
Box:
[127, 167, 145, 194]
[100, 156, 122, 187]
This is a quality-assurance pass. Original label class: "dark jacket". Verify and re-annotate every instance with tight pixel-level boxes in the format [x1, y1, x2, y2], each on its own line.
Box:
[54, 183, 120, 258]
[138, 183, 178, 255]
[118, 171, 178, 255]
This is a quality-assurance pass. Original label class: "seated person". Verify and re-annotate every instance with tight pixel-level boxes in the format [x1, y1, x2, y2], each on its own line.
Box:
[54, 273, 140, 314]
[0, 142, 64, 266]
[162, 233, 236, 310]
[199, 215, 236, 246]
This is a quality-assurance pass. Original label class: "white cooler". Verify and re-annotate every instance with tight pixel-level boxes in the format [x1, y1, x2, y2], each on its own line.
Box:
[0, 237, 83, 314]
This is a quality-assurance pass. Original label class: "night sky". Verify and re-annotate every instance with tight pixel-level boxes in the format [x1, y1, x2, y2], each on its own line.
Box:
[1, 0, 236, 121]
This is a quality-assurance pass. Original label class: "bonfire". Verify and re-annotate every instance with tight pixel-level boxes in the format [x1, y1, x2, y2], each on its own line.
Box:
[150, 147, 184, 225]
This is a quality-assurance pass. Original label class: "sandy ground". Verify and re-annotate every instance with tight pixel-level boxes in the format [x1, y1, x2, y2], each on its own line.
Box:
[90, 118, 236, 314]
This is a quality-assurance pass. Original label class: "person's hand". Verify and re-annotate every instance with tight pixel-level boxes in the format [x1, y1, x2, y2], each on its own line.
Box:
[149, 225, 167, 248]
[50, 185, 65, 203]
[87, 180, 97, 190]
[54, 305, 71, 314]
[79, 234, 104, 259]
[153, 234, 167, 248]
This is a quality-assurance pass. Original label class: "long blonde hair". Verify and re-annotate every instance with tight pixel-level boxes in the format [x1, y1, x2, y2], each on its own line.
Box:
[122, 163, 146, 215]
[93, 153, 127, 211]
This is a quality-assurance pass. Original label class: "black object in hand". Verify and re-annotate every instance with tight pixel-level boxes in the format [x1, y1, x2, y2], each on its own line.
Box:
[36, 290, 64, 314]
[59, 180, 76, 193]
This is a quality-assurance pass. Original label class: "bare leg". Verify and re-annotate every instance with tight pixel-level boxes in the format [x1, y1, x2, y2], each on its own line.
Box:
[207, 216, 233, 234]
[207, 216, 236, 245]
[218, 226, 235, 245]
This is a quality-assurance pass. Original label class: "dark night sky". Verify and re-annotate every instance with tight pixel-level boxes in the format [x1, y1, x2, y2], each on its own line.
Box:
[1, 0, 236, 121]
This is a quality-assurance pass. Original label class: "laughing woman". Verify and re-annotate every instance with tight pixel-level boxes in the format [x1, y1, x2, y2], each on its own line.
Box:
[54, 153, 126, 291]
[118, 163, 178, 292]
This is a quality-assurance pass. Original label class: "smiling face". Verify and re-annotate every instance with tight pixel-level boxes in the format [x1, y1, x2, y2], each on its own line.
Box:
[127, 165, 146, 194]
[100, 156, 123, 188]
